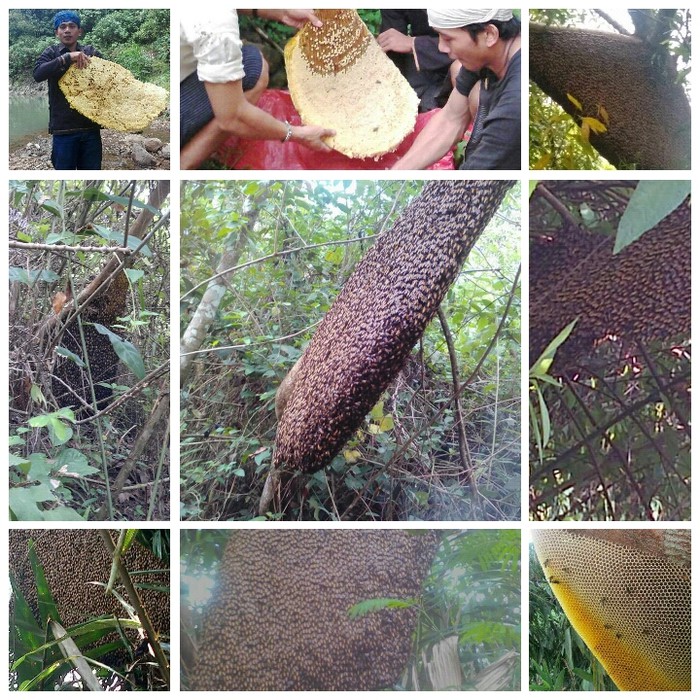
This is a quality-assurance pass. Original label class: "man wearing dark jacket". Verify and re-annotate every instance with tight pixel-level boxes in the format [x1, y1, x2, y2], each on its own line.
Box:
[33, 10, 103, 169]
[377, 10, 453, 112]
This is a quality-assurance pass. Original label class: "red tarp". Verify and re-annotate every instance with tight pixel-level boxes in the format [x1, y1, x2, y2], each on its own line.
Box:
[215, 89, 455, 170]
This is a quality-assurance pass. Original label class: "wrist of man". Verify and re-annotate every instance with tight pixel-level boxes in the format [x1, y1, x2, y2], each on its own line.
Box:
[280, 120, 295, 143]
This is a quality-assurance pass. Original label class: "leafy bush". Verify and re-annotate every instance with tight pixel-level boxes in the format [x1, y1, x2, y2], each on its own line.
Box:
[9, 9, 169, 86]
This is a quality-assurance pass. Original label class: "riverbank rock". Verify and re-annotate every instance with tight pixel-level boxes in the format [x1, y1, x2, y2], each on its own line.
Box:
[9, 115, 170, 170]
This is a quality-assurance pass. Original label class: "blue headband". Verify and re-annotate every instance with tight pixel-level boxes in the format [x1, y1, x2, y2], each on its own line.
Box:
[53, 11, 81, 29]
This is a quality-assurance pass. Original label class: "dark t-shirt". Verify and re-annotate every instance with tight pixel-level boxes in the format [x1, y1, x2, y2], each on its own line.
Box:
[455, 49, 521, 170]
[33, 43, 103, 134]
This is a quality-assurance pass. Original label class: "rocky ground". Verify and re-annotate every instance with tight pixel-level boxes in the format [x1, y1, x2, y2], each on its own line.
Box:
[9, 114, 171, 171]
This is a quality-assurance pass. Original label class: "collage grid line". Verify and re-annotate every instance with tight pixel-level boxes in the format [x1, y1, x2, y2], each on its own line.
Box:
[2, 2, 696, 695]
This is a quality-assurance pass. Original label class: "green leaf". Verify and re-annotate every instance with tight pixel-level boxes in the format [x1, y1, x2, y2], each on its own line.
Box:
[55, 346, 85, 368]
[28, 413, 73, 446]
[9, 572, 45, 683]
[615, 181, 691, 253]
[91, 224, 153, 257]
[324, 247, 344, 265]
[9, 267, 60, 285]
[18, 660, 67, 691]
[9, 452, 30, 470]
[347, 597, 415, 619]
[26, 452, 54, 479]
[536, 387, 551, 448]
[39, 506, 85, 521]
[378, 415, 395, 432]
[27, 540, 62, 625]
[10, 486, 51, 520]
[529, 397, 543, 463]
[369, 401, 385, 420]
[529, 318, 578, 375]
[30, 384, 47, 405]
[54, 448, 99, 477]
[81, 188, 159, 214]
[529, 181, 539, 198]
[125, 268, 144, 283]
[580, 116, 607, 134]
[46, 230, 79, 245]
[93, 323, 146, 379]
[39, 199, 62, 216]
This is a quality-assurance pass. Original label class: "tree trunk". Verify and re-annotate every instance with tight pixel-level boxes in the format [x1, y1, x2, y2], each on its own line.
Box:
[530, 23, 691, 170]
[179, 186, 270, 386]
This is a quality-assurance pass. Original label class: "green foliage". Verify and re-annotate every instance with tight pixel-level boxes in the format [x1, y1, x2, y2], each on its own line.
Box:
[615, 181, 691, 253]
[8, 180, 170, 522]
[409, 530, 521, 690]
[529, 319, 577, 463]
[93, 324, 146, 380]
[357, 9, 382, 34]
[179, 181, 521, 521]
[9, 9, 169, 85]
[9, 431, 100, 521]
[111, 44, 154, 82]
[529, 83, 611, 170]
[347, 597, 416, 619]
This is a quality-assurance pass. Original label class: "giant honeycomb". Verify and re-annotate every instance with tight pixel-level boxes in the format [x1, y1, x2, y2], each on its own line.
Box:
[273, 180, 513, 481]
[191, 530, 440, 690]
[533, 529, 691, 691]
[59, 56, 168, 132]
[530, 184, 690, 371]
[9, 529, 170, 652]
[285, 9, 419, 159]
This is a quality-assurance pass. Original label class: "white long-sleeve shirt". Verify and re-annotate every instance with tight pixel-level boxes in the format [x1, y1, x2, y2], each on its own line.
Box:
[180, 9, 245, 84]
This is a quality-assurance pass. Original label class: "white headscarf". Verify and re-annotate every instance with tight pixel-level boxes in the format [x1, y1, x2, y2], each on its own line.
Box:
[427, 9, 513, 30]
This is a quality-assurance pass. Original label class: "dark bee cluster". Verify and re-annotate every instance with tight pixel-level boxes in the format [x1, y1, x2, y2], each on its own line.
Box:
[9, 529, 169, 656]
[274, 180, 513, 475]
[530, 24, 690, 169]
[52, 269, 130, 412]
[530, 197, 690, 372]
[191, 530, 440, 691]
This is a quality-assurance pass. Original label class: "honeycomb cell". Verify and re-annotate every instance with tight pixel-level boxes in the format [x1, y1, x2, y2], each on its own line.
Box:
[533, 529, 690, 690]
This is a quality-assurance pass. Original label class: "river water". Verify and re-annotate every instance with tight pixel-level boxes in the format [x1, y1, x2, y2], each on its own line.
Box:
[9, 95, 50, 147]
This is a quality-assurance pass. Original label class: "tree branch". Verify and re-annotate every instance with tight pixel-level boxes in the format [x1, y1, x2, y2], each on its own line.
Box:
[437, 306, 481, 517]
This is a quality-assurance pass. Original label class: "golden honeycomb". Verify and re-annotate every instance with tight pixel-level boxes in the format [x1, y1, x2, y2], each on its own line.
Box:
[533, 529, 690, 690]
[285, 9, 418, 159]
[59, 56, 168, 132]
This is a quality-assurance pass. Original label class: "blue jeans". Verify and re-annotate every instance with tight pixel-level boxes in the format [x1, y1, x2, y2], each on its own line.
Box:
[51, 130, 103, 170]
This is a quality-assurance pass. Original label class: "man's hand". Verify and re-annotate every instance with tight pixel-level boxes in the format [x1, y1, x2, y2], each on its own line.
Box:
[68, 51, 91, 68]
[259, 9, 322, 29]
[377, 28, 414, 54]
[291, 125, 336, 152]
